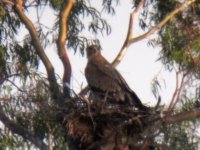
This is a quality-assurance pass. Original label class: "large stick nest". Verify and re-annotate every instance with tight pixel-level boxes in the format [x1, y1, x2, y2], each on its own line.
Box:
[58, 92, 162, 150]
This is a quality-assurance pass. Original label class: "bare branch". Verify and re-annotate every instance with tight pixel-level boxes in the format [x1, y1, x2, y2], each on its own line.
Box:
[167, 70, 191, 113]
[13, 2, 62, 104]
[112, 0, 196, 67]
[79, 86, 90, 96]
[167, 71, 180, 112]
[163, 108, 200, 125]
[57, 0, 74, 98]
[128, 0, 196, 45]
[1, 0, 14, 6]
[170, 74, 187, 111]
[112, 0, 145, 67]
[6, 79, 27, 93]
[0, 104, 48, 150]
[0, 74, 19, 85]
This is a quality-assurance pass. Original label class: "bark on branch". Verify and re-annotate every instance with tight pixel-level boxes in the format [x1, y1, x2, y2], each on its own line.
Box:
[128, 0, 196, 45]
[163, 108, 200, 125]
[13, 2, 62, 104]
[112, 0, 196, 66]
[1, 0, 14, 5]
[0, 105, 48, 150]
[112, 0, 145, 67]
[57, 0, 74, 98]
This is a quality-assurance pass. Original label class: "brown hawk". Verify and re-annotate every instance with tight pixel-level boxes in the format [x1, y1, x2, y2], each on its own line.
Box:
[85, 45, 148, 111]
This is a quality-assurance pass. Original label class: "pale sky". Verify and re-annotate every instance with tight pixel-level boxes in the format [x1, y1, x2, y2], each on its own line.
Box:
[25, 1, 176, 107]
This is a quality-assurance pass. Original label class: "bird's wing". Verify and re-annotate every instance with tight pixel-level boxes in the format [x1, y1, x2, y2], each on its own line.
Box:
[86, 55, 148, 110]
[86, 58, 120, 92]
[87, 55, 131, 92]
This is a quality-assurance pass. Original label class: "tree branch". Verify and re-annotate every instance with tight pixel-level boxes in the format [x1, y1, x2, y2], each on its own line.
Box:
[0, 105, 48, 150]
[112, 0, 196, 67]
[112, 0, 145, 67]
[57, 0, 74, 98]
[163, 108, 200, 125]
[128, 0, 196, 45]
[80, 0, 196, 97]
[13, 2, 62, 104]
[170, 74, 187, 112]
[167, 71, 180, 112]
[1, 0, 14, 6]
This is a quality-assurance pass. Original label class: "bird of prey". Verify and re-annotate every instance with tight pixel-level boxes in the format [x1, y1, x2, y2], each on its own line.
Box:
[85, 45, 148, 111]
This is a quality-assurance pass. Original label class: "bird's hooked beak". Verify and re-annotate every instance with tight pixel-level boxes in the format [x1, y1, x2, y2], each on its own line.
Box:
[86, 45, 101, 58]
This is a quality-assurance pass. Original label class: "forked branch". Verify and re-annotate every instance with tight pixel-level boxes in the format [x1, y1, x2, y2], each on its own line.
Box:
[112, 0, 145, 67]
[13, 1, 62, 103]
[128, 0, 196, 45]
[112, 0, 196, 66]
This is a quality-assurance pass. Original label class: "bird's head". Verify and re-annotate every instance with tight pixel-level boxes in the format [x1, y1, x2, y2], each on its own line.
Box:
[86, 45, 101, 58]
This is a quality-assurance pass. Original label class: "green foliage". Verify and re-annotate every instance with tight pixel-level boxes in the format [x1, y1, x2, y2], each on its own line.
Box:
[102, 0, 120, 15]
[136, 0, 200, 78]
[0, 7, 21, 43]
[67, 0, 111, 54]
[160, 122, 199, 150]
[1, 0, 200, 149]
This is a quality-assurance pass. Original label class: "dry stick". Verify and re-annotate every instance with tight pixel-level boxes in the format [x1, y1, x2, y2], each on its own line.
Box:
[81, 96, 96, 129]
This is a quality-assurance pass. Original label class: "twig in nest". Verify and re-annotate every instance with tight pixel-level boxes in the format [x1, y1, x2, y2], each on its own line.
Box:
[101, 91, 109, 111]
[155, 96, 161, 110]
[81, 96, 96, 129]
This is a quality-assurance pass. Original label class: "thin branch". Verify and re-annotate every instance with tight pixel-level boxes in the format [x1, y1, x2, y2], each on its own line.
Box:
[167, 70, 190, 113]
[170, 74, 187, 111]
[57, 0, 74, 98]
[112, 0, 196, 67]
[13, 2, 62, 104]
[167, 71, 180, 112]
[0, 104, 48, 150]
[112, 0, 145, 67]
[128, 0, 196, 45]
[79, 86, 90, 96]
[1, 0, 14, 6]
[0, 74, 19, 85]
[131, 108, 200, 146]
[6, 79, 27, 93]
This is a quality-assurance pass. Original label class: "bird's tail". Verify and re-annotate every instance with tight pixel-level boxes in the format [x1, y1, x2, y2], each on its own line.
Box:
[128, 91, 149, 112]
